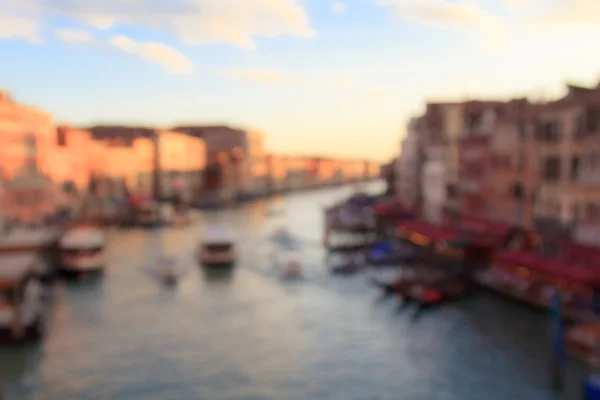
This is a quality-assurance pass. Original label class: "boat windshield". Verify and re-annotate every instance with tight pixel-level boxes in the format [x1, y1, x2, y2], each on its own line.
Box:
[205, 244, 232, 252]
[62, 247, 103, 255]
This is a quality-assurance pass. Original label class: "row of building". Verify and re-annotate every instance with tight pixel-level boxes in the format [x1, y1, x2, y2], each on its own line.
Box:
[0, 91, 380, 223]
[393, 82, 600, 247]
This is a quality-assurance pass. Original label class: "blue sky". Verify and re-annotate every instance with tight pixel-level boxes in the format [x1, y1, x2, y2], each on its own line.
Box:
[1, 0, 600, 161]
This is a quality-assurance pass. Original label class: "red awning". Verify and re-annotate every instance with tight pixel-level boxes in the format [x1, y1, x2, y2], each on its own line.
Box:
[398, 220, 458, 242]
[558, 241, 600, 269]
[492, 249, 600, 288]
[374, 197, 412, 217]
[459, 217, 512, 236]
[129, 195, 149, 206]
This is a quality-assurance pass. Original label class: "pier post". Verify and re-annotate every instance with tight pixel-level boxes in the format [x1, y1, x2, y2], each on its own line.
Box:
[549, 290, 565, 392]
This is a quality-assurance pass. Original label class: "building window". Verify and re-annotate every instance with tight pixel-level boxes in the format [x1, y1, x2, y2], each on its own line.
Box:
[586, 106, 600, 133]
[571, 155, 580, 181]
[57, 129, 66, 146]
[512, 183, 524, 199]
[537, 121, 561, 142]
[543, 156, 561, 181]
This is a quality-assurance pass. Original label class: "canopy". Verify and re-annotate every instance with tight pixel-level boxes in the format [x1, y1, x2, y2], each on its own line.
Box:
[458, 217, 512, 244]
[397, 220, 458, 244]
[459, 217, 512, 236]
[492, 249, 600, 288]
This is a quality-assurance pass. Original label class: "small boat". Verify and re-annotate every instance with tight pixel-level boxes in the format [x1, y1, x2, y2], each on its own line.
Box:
[368, 241, 415, 267]
[0, 228, 58, 254]
[198, 227, 236, 268]
[275, 250, 303, 279]
[136, 201, 162, 229]
[0, 253, 46, 342]
[269, 228, 300, 250]
[156, 256, 179, 285]
[328, 252, 365, 274]
[58, 226, 106, 279]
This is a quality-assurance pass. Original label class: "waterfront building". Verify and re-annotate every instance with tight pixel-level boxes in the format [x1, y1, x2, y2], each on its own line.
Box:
[172, 125, 264, 199]
[266, 154, 289, 193]
[489, 99, 537, 229]
[0, 91, 59, 223]
[421, 146, 447, 224]
[457, 101, 499, 220]
[155, 129, 206, 204]
[531, 85, 598, 241]
[397, 117, 425, 208]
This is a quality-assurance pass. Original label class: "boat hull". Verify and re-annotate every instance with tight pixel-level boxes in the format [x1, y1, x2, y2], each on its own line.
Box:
[0, 317, 45, 343]
[200, 260, 236, 269]
[58, 265, 104, 280]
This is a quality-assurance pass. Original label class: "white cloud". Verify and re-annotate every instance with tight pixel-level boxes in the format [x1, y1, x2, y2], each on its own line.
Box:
[334, 74, 355, 88]
[55, 28, 95, 44]
[332, 2, 346, 14]
[5, 0, 316, 50]
[109, 35, 136, 52]
[534, 0, 600, 31]
[109, 35, 195, 74]
[375, 0, 509, 50]
[219, 68, 302, 85]
[503, 0, 535, 8]
[0, 14, 40, 43]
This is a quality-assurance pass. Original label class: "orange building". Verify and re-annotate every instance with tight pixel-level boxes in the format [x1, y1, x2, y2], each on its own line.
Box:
[266, 154, 289, 192]
[156, 129, 206, 202]
[0, 91, 59, 223]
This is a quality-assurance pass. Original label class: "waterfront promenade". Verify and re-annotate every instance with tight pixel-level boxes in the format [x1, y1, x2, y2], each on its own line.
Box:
[0, 182, 589, 400]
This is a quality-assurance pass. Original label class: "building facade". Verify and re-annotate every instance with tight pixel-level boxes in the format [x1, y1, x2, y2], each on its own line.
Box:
[421, 146, 447, 224]
[0, 91, 59, 223]
[458, 102, 499, 220]
[397, 117, 424, 207]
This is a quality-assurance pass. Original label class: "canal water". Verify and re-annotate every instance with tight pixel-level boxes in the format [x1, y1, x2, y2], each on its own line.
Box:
[0, 182, 590, 400]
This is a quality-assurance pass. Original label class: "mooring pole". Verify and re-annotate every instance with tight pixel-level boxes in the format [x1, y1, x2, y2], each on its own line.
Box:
[550, 290, 565, 392]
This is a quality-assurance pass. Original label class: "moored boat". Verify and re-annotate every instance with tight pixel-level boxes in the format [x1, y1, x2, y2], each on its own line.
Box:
[328, 252, 365, 274]
[0, 228, 58, 254]
[58, 226, 106, 279]
[198, 227, 236, 268]
[275, 250, 303, 279]
[136, 201, 162, 229]
[0, 253, 47, 342]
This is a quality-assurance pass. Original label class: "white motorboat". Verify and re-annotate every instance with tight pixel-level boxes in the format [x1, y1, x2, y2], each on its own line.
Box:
[58, 226, 106, 278]
[275, 250, 303, 279]
[0, 228, 58, 254]
[198, 227, 236, 267]
[0, 253, 46, 342]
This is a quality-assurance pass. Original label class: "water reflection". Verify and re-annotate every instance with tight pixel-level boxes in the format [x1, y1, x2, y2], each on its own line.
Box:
[201, 267, 236, 284]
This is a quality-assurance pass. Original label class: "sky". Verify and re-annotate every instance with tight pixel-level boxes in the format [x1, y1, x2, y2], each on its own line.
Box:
[1, 0, 600, 162]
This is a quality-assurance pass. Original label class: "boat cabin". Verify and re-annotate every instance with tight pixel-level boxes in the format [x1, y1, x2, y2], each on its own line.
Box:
[58, 227, 106, 275]
[199, 227, 236, 267]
